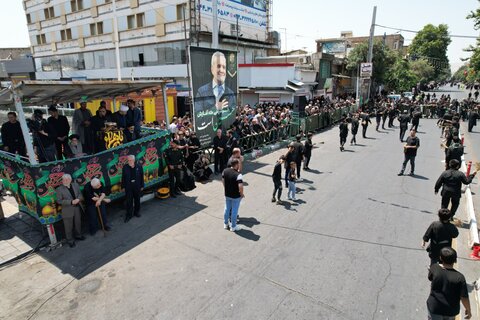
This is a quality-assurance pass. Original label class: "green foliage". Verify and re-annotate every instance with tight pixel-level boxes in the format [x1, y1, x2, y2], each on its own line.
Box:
[465, 3, 480, 82]
[409, 58, 435, 83]
[346, 40, 397, 84]
[452, 65, 468, 82]
[408, 24, 452, 80]
[385, 57, 419, 92]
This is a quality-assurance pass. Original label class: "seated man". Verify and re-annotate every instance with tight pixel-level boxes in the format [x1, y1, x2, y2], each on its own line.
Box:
[68, 134, 86, 158]
[83, 178, 112, 235]
[193, 153, 213, 182]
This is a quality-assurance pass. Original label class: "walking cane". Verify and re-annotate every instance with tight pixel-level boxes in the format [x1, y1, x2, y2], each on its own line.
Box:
[94, 193, 107, 237]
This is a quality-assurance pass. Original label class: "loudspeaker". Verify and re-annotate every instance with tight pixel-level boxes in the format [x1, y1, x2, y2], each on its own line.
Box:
[294, 96, 308, 113]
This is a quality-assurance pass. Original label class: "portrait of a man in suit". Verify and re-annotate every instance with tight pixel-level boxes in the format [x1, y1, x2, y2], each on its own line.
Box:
[195, 51, 237, 113]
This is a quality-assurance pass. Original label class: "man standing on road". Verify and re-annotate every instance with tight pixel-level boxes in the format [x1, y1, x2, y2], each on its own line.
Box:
[434, 159, 476, 219]
[165, 140, 184, 198]
[339, 116, 349, 151]
[397, 110, 410, 142]
[303, 132, 313, 170]
[445, 137, 463, 170]
[213, 128, 227, 174]
[122, 155, 144, 223]
[422, 208, 459, 265]
[360, 112, 372, 138]
[468, 107, 479, 132]
[222, 158, 244, 232]
[272, 155, 285, 204]
[426, 247, 472, 319]
[411, 108, 422, 132]
[398, 129, 420, 176]
[350, 113, 359, 145]
[291, 134, 304, 179]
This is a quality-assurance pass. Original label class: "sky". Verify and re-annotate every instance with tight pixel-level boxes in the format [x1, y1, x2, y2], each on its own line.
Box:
[1, 0, 479, 72]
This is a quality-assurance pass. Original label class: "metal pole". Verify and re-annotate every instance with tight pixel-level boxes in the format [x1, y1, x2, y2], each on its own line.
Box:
[161, 82, 170, 126]
[236, 15, 239, 54]
[12, 87, 38, 164]
[366, 6, 377, 102]
[355, 66, 360, 108]
[112, 97, 117, 112]
[183, 5, 192, 104]
[212, 0, 218, 48]
[112, 0, 122, 80]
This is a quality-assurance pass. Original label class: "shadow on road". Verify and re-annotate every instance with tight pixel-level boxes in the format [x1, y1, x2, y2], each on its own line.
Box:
[37, 195, 206, 280]
[235, 229, 260, 241]
[239, 217, 260, 228]
[410, 174, 430, 180]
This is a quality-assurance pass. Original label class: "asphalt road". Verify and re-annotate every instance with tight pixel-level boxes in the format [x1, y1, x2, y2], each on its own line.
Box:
[0, 119, 477, 320]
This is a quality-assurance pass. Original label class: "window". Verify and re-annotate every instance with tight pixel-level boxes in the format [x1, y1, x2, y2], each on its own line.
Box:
[176, 3, 186, 21]
[90, 22, 103, 36]
[26, 14, 31, 24]
[136, 13, 144, 28]
[70, 0, 84, 12]
[44, 6, 55, 19]
[60, 29, 72, 41]
[36, 34, 47, 45]
[393, 41, 398, 50]
[127, 13, 145, 29]
[105, 0, 112, 2]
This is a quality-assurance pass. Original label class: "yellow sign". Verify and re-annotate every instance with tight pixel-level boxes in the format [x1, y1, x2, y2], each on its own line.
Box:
[104, 130, 124, 149]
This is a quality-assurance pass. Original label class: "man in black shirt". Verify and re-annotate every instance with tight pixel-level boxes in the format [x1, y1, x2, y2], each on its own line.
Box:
[434, 159, 476, 218]
[303, 132, 313, 170]
[222, 158, 244, 232]
[339, 117, 349, 152]
[397, 110, 410, 142]
[165, 140, 184, 198]
[122, 155, 144, 223]
[422, 209, 459, 265]
[48, 106, 71, 159]
[83, 178, 112, 236]
[427, 247, 471, 319]
[411, 108, 422, 132]
[28, 109, 57, 163]
[90, 106, 111, 153]
[350, 114, 359, 145]
[360, 112, 372, 138]
[272, 155, 285, 204]
[212, 129, 227, 174]
[291, 134, 304, 179]
[398, 129, 420, 176]
[1, 112, 26, 156]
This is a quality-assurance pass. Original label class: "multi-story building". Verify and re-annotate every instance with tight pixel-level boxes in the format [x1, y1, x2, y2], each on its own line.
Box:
[23, 0, 278, 116]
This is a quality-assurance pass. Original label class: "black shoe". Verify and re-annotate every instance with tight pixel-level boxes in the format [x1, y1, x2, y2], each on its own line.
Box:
[105, 226, 112, 231]
[124, 216, 131, 223]
[69, 242, 76, 248]
[75, 236, 86, 241]
[397, 172, 404, 176]
[175, 191, 182, 195]
[134, 213, 141, 218]
[271, 197, 276, 202]
[408, 172, 414, 176]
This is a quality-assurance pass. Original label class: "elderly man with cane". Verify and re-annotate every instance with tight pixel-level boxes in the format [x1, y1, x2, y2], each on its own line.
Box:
[56, 174, 85, 247]
[122, 155, 144, 223]
[84, 178, 111, 236]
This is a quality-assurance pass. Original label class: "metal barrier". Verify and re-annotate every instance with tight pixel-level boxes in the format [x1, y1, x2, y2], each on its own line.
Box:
[198, 105, 358, 160]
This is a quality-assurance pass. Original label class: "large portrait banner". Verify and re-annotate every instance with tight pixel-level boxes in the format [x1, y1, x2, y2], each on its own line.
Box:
[190, 47, 238, 146]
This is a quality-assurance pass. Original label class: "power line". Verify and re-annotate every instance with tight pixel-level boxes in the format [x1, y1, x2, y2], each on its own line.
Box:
[375, 24, 479, 39]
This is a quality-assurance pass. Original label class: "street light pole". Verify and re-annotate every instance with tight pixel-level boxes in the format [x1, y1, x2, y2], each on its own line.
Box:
[236, 15, 239, 54]
[112, 0, 122, 80]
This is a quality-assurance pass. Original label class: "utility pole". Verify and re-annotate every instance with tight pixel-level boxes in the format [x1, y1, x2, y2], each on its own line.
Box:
[365, 6, 377, 102]
[236, 15, 239, 54]
[280, 27, 287, 62]
[183, 4, 192, 112]
[212, 0, 218, 48]
[112, 0, 122, 80]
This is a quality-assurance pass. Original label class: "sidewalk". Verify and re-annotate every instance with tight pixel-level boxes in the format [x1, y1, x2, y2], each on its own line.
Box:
[0, 195, 45, 265]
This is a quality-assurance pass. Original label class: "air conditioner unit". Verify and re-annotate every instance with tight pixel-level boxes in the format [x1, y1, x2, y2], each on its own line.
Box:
[299, 57, 308, 64]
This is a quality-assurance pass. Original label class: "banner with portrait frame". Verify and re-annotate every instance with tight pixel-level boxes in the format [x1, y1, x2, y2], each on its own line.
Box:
[189, 47, 238, 146]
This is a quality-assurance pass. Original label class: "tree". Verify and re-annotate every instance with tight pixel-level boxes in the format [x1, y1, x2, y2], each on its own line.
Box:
[452, 65, 468, 82]
[465, 2, 480, 82]
[409, 58, 435, 83]
[408, 24, 452, 80]
[385, 58, 419, 92]
[346, 40, 397, 85]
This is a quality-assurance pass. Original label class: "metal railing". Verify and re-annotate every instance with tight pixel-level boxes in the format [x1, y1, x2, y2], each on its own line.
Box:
[238, 124, 292, 153]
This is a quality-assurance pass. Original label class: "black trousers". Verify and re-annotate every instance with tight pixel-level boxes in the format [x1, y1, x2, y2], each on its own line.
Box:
[399, 126, 407, 141]
[214, 151, 226, 173]
[296, 160, 302, 178]
[273, 178, 282, 200]
[340, 135, 347, 146]
[284, 167, 290, 188]
[411, 123, 419, 132]
[382, 117, 387, 129]
[350, 134, 357, 144]
[441, 193, 460, 217]
[362, 125, 368, 138]
[55, 139, 70, 160]
[125, 187, 141, 219]
[168, 168, 182, 194]
[303, 154, 311, 168]
[401, 154, 416, 173]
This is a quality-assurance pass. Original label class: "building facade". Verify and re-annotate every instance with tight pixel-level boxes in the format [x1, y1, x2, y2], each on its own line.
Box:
[23, 0, 278, 117]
